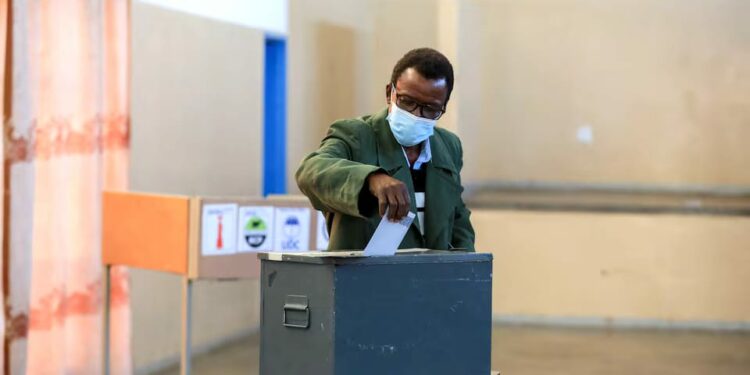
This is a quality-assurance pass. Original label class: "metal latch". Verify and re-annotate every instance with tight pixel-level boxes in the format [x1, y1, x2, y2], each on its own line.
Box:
[283, 295, 310, 329]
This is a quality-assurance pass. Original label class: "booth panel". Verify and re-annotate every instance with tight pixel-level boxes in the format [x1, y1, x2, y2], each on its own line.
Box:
[102, 191, 190, 275]
[194, 197, 320, 279]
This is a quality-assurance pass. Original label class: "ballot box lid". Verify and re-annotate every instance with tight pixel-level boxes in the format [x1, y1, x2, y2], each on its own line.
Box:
[257, 249, 491, 265]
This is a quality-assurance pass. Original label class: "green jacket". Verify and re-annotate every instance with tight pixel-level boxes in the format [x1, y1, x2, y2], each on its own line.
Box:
[296, 108, 475, 251]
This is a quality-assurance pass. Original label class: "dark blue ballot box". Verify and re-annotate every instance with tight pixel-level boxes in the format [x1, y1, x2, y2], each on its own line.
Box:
[258, 250, 493, 375]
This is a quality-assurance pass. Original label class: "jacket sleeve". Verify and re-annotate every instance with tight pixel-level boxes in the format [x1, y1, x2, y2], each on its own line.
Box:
[295, 120, 383, 218]
[451, 138, 476, 251]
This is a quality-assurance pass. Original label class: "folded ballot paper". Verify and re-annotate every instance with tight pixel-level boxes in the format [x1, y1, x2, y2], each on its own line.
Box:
[364, 210, 416, 256]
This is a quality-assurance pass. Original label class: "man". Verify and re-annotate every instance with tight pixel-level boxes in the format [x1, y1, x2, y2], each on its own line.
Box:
[296, 48, 475, 251]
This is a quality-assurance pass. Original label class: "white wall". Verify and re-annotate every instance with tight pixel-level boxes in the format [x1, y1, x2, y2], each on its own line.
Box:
[138, 0, 288, 35]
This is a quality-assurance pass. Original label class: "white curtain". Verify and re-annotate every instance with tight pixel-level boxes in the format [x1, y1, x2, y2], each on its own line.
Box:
[4, 0, 131, 373]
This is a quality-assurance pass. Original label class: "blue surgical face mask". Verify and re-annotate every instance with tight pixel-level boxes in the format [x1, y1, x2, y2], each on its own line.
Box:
[386, 102, 437, 147]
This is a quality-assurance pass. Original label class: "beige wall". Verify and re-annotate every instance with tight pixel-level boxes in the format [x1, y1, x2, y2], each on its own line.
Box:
[470, 0, 750, 185]
[289, 0, 750, 186]
[287, 0, 375, 193]
[370, 0, 440, 107]
[286, 0, 440, 193]
[455, 1, 750, 321]
[130, 2, 263, 371]
[474, 209, 750, 323]
[286, 0, 750, 325]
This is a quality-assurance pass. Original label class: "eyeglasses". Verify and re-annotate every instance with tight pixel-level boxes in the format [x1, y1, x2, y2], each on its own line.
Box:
[391, 84, 445, 120]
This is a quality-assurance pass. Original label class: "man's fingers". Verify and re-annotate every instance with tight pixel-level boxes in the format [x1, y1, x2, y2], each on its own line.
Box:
[370, 176, 411, 221]
[395, 191, 409, 220]
[386, 192, 400, 221]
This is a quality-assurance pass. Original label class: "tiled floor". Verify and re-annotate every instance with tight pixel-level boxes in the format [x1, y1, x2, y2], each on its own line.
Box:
[154, 325, 750, 375]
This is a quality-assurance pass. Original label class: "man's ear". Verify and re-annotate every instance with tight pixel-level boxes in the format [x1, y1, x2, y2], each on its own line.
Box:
[385, 83, 392, 104]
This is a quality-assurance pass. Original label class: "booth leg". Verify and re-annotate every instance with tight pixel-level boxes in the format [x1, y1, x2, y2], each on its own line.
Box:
[102, 264, 111, 375]
[180, 277, 193, 375]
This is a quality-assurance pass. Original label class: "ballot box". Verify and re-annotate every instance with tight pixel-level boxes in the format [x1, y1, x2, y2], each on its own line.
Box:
[258, 250, 493, 375]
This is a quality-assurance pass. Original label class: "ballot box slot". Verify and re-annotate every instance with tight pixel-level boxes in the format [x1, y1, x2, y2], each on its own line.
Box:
[283, 295, 310, 329]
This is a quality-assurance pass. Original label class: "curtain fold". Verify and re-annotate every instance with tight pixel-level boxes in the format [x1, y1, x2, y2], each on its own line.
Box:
[4, 1, 131, 373]
[0, 0, 8, 371]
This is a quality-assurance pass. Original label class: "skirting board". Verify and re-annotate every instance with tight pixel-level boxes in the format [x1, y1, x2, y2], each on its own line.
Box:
[134, 327, 259, 375]
[494, 314, 750, 332]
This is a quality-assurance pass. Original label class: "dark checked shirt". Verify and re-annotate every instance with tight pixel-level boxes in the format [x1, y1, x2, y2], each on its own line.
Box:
[402, 140, 432, 235]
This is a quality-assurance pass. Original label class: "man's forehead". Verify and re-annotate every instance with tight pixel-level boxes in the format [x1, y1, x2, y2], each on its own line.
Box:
[396, 68, 447, 87]
[395, 68, 448, 104]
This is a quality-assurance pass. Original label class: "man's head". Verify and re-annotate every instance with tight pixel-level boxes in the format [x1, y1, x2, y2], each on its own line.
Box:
[386, 48, 454, 120]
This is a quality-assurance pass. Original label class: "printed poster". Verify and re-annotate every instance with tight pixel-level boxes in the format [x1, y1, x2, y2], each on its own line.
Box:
[316, 211, 330, 250]
[236, 206, 275, 252]
[201, 204, 238, 256]
[273, 207, 311, 252]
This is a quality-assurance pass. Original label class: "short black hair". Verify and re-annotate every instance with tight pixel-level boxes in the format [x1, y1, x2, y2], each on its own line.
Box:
[390, 48, 454, 104]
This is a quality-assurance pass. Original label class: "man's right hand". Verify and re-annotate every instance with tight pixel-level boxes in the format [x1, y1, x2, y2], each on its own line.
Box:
[367, 172, 411, 221]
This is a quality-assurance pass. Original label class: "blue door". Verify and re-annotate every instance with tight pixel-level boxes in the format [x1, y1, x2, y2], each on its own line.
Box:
[263, 36, 287, 196]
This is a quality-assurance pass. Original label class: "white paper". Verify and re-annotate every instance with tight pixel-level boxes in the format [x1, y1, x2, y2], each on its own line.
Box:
[273, 207, 312, 252]
[316, 211, 330, 250]
[363, 210, 416, 256]
[236, 206, 275, 252]
[201, 204, 239, 256]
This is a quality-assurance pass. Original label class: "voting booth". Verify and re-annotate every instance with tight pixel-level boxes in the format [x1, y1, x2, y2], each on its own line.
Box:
[258, 250, 493, 375]
[101, 191, 329, 375]
[102, 191, 494, 374]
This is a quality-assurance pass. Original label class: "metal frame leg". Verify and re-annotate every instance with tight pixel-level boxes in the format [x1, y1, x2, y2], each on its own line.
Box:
[180, 277, 193, 375]
[102, 264, 111, 375]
